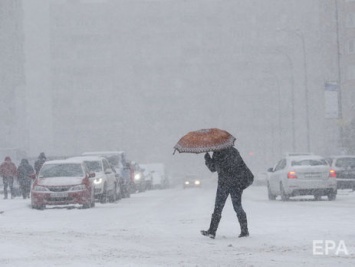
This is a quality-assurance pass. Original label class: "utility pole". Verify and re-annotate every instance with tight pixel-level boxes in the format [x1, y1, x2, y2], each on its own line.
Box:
[335, 0, 344, 151]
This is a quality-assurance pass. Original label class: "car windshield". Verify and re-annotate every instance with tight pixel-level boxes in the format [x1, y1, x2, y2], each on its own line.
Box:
[85, 161, 102, 172]
[291, 159, 328, 166]
[39, 164, 84, 178]
[106, 155, 122, 168]
[335, 158, 355, 168]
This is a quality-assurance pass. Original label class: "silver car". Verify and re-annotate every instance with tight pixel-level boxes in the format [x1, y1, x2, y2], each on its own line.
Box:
[267, 155, 337, 201]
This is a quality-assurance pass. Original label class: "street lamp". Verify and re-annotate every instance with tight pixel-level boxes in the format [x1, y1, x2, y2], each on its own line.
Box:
[295, 31, 311, 152]
[273, 49, 296, 152]
[277, 28, 311, 152]
[262, 70, 283, 156]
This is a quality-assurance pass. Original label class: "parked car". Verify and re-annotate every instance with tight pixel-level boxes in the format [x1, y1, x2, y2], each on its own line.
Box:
[82, 151, 131, 198]
[183, 175, 201, 189]
[266, 155, 337, 201]
[328, 155, 355, 190]
[31, 159, 95, 209]
[68, 156, 120, 203]
[128, 161, 146, 193]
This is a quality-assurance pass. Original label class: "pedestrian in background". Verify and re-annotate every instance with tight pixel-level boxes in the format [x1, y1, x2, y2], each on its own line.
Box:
[34, 152, 46, 175]
[17, 159, 35, 199]
[0, 157, 18, 199]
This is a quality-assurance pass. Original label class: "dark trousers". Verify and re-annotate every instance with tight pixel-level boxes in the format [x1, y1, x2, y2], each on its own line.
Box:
[19, 178, 31, 198]
[3, 176, 14, 197]
[213, 185, 246, 217]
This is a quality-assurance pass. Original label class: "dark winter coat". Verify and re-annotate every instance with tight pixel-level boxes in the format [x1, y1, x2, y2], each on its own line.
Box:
[34, 153, 46, 174]
[205, 147, 254, 190]
[17, 159, 35, 182]
[0, 157, 17, 178]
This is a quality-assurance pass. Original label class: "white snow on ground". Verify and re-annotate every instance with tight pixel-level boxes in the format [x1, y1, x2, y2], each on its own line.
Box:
[0, 180, 354, 267]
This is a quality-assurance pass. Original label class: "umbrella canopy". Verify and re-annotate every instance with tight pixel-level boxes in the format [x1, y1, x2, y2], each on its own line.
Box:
[174, 128, 236, 154]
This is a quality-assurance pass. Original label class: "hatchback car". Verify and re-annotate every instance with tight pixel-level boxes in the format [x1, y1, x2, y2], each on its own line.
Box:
[328, 155, 355, 190]
[69, 156, 120, 203]
[266, 155, 337, 201]
[31, 159, 95, 209]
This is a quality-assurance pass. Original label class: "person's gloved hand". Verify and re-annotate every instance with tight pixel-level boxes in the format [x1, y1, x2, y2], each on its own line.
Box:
[204, 152, 211, 160]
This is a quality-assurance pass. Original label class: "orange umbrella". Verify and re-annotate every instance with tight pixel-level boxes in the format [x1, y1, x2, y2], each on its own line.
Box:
[174, 128, 236, 154]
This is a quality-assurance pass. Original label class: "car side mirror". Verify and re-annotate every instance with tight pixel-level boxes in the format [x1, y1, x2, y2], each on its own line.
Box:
[89, 172, 96, 178]
[267, 167, 274, 172]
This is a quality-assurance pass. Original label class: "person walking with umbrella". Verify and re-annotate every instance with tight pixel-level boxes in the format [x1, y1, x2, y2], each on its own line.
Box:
[201, 146, 254, 239]
[174, 128, 254, 239]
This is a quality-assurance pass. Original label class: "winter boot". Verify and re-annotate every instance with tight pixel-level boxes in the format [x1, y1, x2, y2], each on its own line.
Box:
[237, 213, 249, 238]
[3, 192, 8, 199]
[201, 213, 221, 239]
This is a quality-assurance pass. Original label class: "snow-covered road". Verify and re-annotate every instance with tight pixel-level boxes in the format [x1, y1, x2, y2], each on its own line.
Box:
[0, 181, 354, 267]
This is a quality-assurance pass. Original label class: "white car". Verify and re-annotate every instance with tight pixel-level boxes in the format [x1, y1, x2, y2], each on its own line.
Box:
[82, 151, 131, 198]
[266, 155, 337, 201]
[68, 156, 120, 203]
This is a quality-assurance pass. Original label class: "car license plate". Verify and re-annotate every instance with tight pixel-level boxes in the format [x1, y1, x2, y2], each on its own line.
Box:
[50, 192, 68, 198]
[304, 173, 321, 178]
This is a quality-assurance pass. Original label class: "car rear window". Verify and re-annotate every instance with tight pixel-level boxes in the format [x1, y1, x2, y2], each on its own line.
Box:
[291, 159, 328, 166]
[39, 164, 84, 178]
[85, 161, 102, 172]
[335, 158, 355, 168]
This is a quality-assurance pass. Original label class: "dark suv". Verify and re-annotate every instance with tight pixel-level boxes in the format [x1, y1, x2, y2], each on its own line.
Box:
[329, 155, 355, 190]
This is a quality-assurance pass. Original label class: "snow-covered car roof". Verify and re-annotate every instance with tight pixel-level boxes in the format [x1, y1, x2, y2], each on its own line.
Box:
[82, 151, 125, 156]
[43, 159, 86, 165]
[283, 152, 314, 157]
[285, 155, 325, 161]
[329, 155, 355, 159]
[67, 156, 106, 162]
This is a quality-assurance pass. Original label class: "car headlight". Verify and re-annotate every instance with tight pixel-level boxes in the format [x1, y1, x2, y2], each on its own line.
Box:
[185, 181, 190, 185]
[134, 173, 141, 180]
[195, 180, 200, 185]
[70, 185, 86, 191]
[32, 186, 49, 192]
[94, 178, 103, 184]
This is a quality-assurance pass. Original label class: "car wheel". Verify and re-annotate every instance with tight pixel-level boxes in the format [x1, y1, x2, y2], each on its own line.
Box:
[32, 204, 45, 210]
[90, 188, 95, 207]
[116, 184, 122, 200]
[267, 183, 276, 200]
[280, 183, 290, 201]
[328, 190, 337, 201]
[100, 183, 108, 204]
[82, 201, 90, 209]
[109, 184, 117, 203]
[314, 194, 322, 201]
[125, 185, 131, 198]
